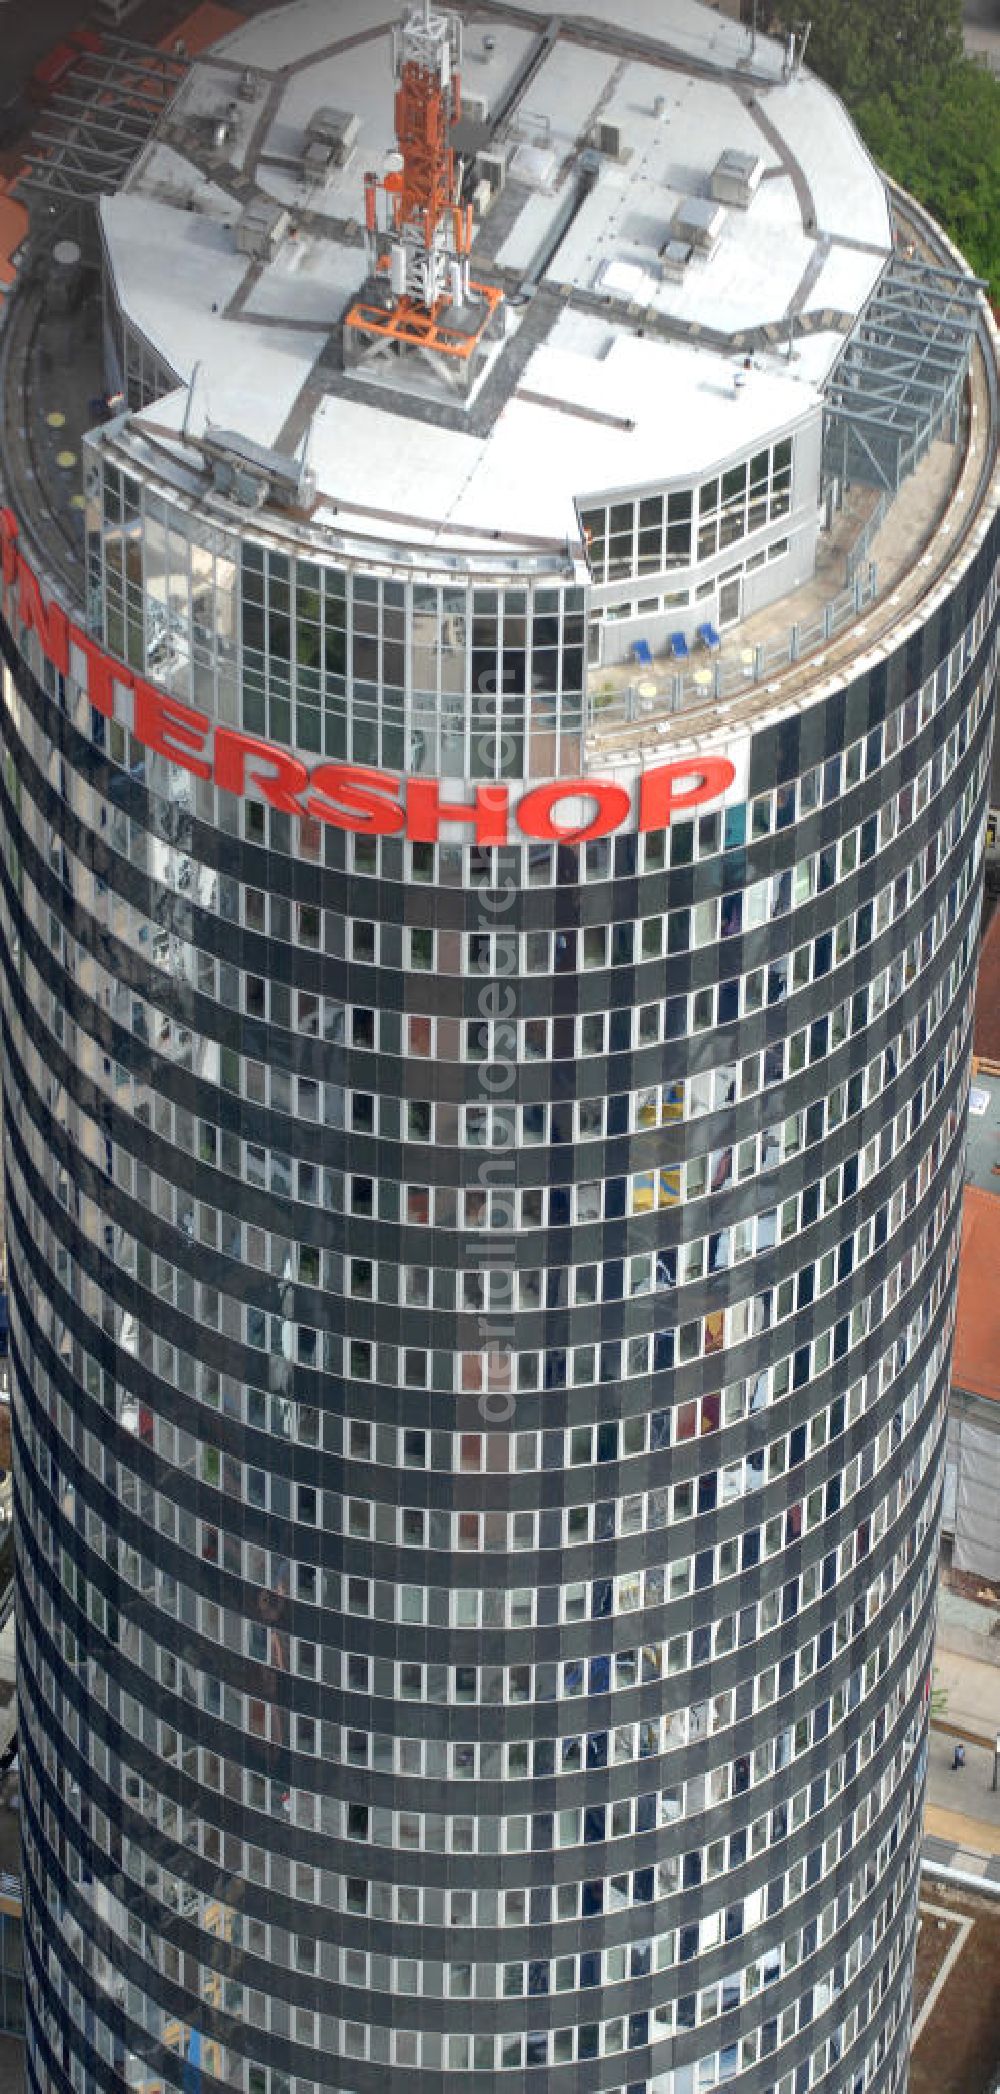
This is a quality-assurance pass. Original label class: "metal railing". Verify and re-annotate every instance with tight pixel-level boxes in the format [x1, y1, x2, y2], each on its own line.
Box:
[586, 560, 880, 733]
[846, 491, 890, 584]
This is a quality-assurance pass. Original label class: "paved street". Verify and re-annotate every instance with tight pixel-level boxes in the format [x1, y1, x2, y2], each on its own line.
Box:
[926, 1725, 1000, 1862]
[934, 1635, 1000, 1748]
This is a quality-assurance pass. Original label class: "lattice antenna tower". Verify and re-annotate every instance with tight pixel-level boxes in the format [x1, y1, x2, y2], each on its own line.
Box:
[344, 0, 503, 390]
[364, 0, 472, 313]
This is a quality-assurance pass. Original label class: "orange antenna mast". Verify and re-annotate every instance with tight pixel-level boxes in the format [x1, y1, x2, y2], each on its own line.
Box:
[344, 0, 504, 393]
[358, 0, 465, 311]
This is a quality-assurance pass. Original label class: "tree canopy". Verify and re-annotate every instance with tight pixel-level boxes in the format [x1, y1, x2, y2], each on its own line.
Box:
[803, 0, 963, 102]
[853, 61, 1000, 298]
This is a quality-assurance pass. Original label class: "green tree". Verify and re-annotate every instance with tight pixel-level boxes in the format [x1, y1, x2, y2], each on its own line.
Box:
[854, 61, 1000, 298]
[803, 0, 963, 101]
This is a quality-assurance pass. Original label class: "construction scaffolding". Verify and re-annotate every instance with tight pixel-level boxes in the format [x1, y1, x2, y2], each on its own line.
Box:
[823, 252, 984, 494]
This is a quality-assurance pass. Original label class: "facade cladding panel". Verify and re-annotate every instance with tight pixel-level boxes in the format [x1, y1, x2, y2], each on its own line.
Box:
[0, 5, 996, 2094]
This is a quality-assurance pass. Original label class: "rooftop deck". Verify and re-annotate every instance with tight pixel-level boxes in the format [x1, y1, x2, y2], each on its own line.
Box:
[586, 204, 1000, 758]
[585, 407, 967, 746]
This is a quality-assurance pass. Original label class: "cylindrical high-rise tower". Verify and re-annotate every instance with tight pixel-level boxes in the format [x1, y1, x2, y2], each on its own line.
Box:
[0, 3, 997, 2093]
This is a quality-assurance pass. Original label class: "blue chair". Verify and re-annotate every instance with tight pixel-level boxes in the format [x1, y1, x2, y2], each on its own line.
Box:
[632, 638, 654, 666]
[670, 631, 689, 661]
[698, 621, 721, 652]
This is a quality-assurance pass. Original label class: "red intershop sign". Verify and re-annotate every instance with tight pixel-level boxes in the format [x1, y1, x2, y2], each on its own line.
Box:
[0, 506, 736, 842]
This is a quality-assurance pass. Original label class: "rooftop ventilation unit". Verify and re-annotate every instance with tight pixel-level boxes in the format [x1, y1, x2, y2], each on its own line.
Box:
[475, 148, 506, 193]
[462, 91, 490, 127]
[710, 148, 764, 208]
[660, 237, 693, 282]
[236, 197, 290, 260]
[211, 106, 238, 151]
[671, 195, 726, 256]
[201, 428, 316, 513]
[592, 118, 624, 160]
[508, 140, 557, 191]
[596, 255, 656, 302]
[303, 106, 360, 176]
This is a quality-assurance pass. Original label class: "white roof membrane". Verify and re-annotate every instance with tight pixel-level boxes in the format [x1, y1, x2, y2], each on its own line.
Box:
[100, 0, 892, 557]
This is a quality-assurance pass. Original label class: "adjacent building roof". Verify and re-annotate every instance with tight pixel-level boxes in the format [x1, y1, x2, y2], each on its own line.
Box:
[965, 1065, 1000, 1196]
[953, 1185, 1000, 1406]
[169, 4, 246, 58]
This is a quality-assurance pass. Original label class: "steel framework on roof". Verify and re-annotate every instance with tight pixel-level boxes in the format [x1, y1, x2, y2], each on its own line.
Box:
[822, 253, 984, 494]
[19, 41, 188, 207]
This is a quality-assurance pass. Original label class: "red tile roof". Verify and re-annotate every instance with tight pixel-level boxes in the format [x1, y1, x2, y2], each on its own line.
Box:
[159, 5, 246, 58]
[953, 1187, 1000, 1404]
[0, 182, 27, 289]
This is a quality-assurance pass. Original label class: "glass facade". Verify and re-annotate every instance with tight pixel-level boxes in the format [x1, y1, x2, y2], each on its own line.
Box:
[579, 439, 794, 587]
[0, 471, 996, 2094]
[85, 454, 587, 783]
[0, 1901, 24, 2040]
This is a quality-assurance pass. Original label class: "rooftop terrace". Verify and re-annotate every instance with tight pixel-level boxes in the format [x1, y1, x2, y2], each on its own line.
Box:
[585, 237, 998, 755]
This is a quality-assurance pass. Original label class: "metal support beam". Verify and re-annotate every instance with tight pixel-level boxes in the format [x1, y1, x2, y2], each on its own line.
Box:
[822, 246, 980, 495]
[865, 298, 978, 335]
[17, 41, 189, 208]
[47, 128, 153, 166]
[49, 94, 155, 142]
[28, 132, 141, 167]
[825, 393, 920, 425]
[849, 338, 966, 382]
[46, 110, 155, 156]
[829, 393, 937, 430]
[892, 254, 988, 293]
[837, 359, 950, 404]
[72, 44, 187, 85]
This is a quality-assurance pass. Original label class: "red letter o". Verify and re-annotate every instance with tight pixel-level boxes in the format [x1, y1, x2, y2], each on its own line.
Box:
[516, 779, 631, 844]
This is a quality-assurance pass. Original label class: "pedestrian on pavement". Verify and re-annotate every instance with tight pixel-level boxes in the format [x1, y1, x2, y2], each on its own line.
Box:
[952, 1741, 966, 1771]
